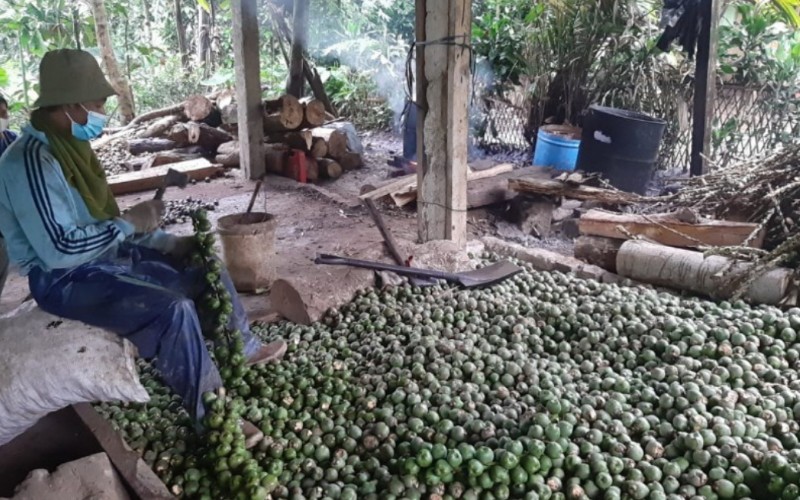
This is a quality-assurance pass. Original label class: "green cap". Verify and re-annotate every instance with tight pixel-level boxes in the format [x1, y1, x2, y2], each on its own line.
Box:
[33, 49, 117, 108]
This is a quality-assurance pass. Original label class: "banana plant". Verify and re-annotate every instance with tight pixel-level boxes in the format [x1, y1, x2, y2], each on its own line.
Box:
[770, 0, 800, 27]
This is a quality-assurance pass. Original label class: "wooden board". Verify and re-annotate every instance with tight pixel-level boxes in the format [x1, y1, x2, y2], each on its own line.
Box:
[578, 209, 765, 249]
[467, 166, 547, 209]
[71, 404, 172, 500]
[108, 158, 222, 195]
[509, 177, 643, 205]
[362, 163, 514, 207]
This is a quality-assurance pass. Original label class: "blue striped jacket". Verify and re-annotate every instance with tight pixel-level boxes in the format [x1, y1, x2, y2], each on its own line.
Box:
[0, 124, 175, 274]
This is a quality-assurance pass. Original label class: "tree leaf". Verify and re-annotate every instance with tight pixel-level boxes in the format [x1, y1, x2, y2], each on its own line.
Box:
[197, 0, 211, 14]
[0, 67, 8, 88]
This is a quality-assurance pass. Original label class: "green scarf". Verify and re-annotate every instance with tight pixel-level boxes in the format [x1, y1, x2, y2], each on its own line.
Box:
[31, 109, 120, 221]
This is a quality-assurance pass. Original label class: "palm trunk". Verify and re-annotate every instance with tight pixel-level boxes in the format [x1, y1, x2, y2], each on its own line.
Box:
[88, 0, 135, 123]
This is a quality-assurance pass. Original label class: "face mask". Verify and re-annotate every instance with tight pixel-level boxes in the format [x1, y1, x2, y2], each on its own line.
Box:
[66, 105, 108, 141]
[0, 118, 7, 132]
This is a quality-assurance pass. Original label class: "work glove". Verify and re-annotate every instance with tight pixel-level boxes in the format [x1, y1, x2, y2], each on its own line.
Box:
[165, 235, 197, 260]
[120, 200, 165, 234]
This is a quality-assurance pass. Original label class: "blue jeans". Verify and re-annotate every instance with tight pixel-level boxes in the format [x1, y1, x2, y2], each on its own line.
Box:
[28, 243, 260, 421]
[0, 236, 8, 298]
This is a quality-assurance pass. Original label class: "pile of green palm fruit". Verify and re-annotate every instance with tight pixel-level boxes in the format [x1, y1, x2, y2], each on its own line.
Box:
[95, 211, 800, 500]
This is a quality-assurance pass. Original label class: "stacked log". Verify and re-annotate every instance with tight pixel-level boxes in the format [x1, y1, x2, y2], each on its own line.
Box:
[95, 92, 363, 184]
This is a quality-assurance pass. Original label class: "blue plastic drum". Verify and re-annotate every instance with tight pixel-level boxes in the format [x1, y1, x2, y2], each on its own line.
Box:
[532, 125, 582, 171]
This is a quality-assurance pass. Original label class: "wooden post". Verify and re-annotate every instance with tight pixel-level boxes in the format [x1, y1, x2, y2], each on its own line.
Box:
[287, 0, 309, 98]
[690, 0, 720, 177]
[232, 0, 265, 179]
[416, 0, 471, 246]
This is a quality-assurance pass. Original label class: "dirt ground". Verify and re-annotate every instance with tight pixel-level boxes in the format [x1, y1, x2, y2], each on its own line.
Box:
[0, 132, 569, 317]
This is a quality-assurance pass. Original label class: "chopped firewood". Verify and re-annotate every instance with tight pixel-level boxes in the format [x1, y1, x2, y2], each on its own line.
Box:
[311, 128, 347, 160]
[263, 95, 304, 132]
[578, 209, 766, 249]
[338, 152, 363, 171]
[266, 130, 313, 151]
[306, 156, 320, 182]
[264, 143, 289, 174]
[310, 137, 328, 159]
[317, 158, 343, 179]
[143, 151, 204, 170]
[300, 97, 326, 128]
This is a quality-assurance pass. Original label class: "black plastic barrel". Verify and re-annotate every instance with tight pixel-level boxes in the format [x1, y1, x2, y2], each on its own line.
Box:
[575, 105, 666, 195]
[402, 100, 417, 160]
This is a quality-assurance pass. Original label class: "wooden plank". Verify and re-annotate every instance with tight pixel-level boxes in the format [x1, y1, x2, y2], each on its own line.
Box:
[690, 0, 720, 177]
[71, 404, 172, 500]
[232, 0, 266, 179]
[108, 158, 221, 195]
[509, 177, 643, 205]
[416, 0, 471, 246]
[287, 0, 309, 97]
[394, 163, 514, 207]
[362, 163, 513, 207]
[578, 209, 765, 249]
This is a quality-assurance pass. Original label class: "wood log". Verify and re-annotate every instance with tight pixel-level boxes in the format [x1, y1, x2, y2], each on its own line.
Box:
[264, 143, 289, 174]
[509, 176, 644, 205]
[220, 103, 238, 125]
[166, 122, 233, 153]
[465, 166, 545, 209]
[107, 159, 221, 195]
[616, 240, 793, 305]
[183, 94, 215, 122]
[311, 128, 347, 159]
[270, 268, 374, 325]
[126, 103, 184, 129]
[266, 130, 313, 151]
[263, 95, 304, 132]
[217, 141, 239, 156]
[143, 151, 204, 169]
[317, 158, 342, 179]
[127, 138, 180, 155]
[306, 156, 319, 182]
[216, 151, 240, 167]
[124, 157, 148, 171]
[574, 235, 624, 272]
[339, 152, 363, 171]
[578, 209, 765, 249]
[310, 137, 328, 158]
[369, 163, 515, 208]
[300, 97, 326, 128]
[140, 115, 181, 139]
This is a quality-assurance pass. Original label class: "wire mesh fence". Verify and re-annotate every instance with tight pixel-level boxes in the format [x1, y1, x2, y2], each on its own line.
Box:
[470, 79, 800, 172]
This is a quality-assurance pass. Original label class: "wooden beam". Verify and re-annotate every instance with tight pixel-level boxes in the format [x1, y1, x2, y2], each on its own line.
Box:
[416, 0, 471, 246]
[690, 0, 720, 177]
[108, 159, 222, 195]
[578, 209, 765, 249]
[287, 0, 309, 97]
[232, 0, 265, 180]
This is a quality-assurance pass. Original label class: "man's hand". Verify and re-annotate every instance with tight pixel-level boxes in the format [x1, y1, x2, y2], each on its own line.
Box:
[165, 235, 197, 260]
[120, 200, 165, 234]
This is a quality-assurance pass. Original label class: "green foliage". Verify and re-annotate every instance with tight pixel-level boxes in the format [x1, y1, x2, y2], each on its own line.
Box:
[719, 2, 800, 86]
[322, 65, 393, 130]
[472, 0, 537, 84]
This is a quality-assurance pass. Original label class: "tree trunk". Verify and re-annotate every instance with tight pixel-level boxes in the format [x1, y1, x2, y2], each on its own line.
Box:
[287, 0, 309, 97]
[140, 0, 153, 44]
[196, 2, 211, 76]
[89, 0, 135, 123]
[174, 0, 189, 70]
